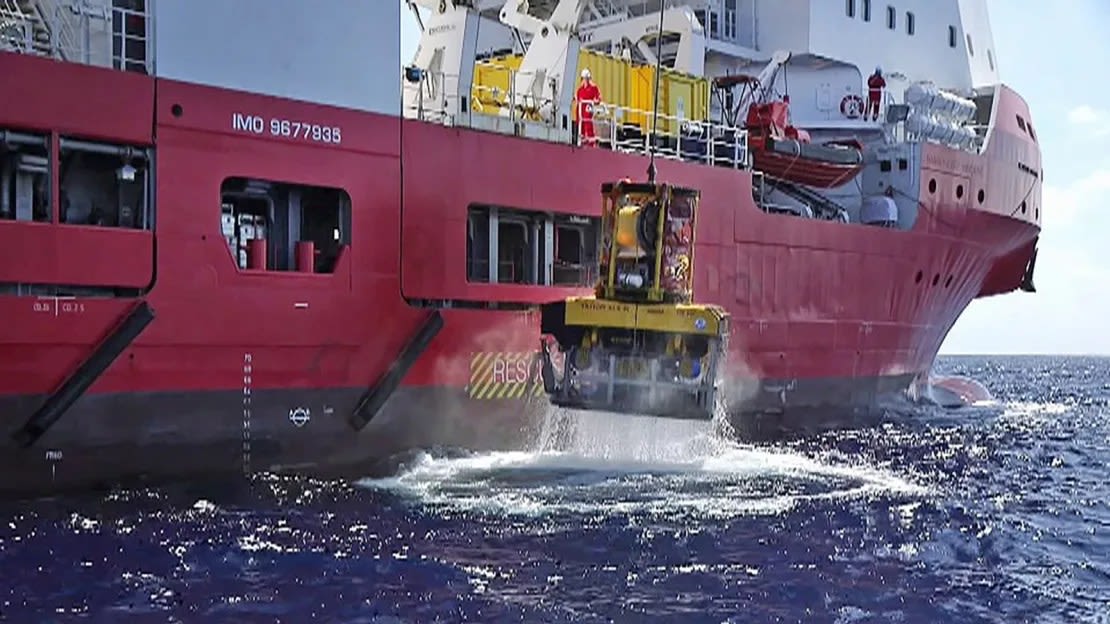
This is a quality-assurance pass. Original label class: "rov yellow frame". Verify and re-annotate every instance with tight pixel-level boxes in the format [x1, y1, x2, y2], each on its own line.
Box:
[561, 296, 729, 336]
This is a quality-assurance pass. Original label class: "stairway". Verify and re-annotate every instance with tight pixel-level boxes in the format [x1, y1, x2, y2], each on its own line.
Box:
[0, 0, 53, 55]
[0, 0, 57, 56]
[764, 175, 850, 222]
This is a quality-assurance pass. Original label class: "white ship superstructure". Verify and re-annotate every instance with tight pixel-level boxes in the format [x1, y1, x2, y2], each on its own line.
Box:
[403, 0, 1004, 227]
[403, 0, 999, 115]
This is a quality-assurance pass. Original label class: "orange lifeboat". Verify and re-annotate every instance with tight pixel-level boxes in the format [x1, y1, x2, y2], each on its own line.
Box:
[744, 96, 865, 188]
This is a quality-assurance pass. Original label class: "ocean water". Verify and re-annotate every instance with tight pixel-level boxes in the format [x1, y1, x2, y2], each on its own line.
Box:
[1, 354, 1108, 623]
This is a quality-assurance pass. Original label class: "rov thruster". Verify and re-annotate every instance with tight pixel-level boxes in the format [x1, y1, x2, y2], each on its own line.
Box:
[536, 179, 730, 421]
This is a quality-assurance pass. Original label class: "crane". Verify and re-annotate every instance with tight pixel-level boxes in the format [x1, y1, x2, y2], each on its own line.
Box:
[401, 0, 484, 123]
[494, 0, 588, 124]
[577, 4, 706, 76]
[712, 49, 792, 128]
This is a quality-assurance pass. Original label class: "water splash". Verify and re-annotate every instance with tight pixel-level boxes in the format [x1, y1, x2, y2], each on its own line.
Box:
[358, 401, 928, 520]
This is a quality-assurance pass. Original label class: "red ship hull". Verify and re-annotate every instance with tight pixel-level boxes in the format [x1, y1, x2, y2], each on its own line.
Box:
[0, 52, 1041, 497]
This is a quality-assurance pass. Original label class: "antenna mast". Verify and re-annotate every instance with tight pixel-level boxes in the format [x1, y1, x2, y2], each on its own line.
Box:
[646, 0, 666, 183]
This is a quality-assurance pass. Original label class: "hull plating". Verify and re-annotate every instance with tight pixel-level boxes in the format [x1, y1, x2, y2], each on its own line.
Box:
[0, 372, 918, 498]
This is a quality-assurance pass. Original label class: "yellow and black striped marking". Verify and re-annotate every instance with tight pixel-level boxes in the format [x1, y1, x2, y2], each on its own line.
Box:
[467, 351, 551, 400]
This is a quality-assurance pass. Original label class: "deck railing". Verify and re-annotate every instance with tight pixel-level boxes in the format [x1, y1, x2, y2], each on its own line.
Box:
[405, 66, 750, 170]
[574, 104, 749, 169]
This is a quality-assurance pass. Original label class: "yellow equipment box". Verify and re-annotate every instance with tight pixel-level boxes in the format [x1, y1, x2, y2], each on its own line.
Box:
[471, 49, 710, 136]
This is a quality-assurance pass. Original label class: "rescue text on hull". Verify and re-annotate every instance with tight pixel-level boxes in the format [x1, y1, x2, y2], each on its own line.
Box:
[536, 179, 730, 421]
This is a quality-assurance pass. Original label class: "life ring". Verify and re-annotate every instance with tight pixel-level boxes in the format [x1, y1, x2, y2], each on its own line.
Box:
[840, 94, 864, 119]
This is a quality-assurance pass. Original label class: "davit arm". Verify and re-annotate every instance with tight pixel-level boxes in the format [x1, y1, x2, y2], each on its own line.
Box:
[734, 50, 792, 119]
[577, 6, 707, 76]
[496, 0, 587, 120]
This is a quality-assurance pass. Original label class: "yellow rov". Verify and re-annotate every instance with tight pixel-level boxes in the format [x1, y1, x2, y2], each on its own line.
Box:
[537, 180, 730, 421]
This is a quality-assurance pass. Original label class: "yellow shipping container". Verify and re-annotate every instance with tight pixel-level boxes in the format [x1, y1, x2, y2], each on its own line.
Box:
[471, 48, 709, 136]
[471, 54, 523, 113]
[627, 65, 710, 135]
[573, 48, 633, 122]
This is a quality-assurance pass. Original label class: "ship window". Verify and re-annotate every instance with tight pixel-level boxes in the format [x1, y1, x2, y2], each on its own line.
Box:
[112, 0, 150, 74]
[905, 12, 915, 35]
[58, 138, 152, 229]
[886, 6, 895, 29]
[219, 177, 351, 273]
[723, 0, 737, 40]
[862, 0, 871, 21]
[499, 218, 531, 284]
[846, 0, 855, 18]
[0, 130, 51, 223]
[467, 204, 599, 286]
[554, 215, 598, 286]
[987, 49, 995, 71]
[1015, 115, 1027, 132]
[880, 159, 892, 172]
[948, 26, 957, 48]
[966, 34, 974, 56]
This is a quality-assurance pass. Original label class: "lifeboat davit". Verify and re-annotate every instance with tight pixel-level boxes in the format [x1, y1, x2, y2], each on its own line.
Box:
[745, 98, 864, 188]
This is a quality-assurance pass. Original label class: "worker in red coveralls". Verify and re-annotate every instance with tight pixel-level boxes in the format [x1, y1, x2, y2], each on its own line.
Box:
[867, 66, 886, 121]
[576, 68, 602, 146]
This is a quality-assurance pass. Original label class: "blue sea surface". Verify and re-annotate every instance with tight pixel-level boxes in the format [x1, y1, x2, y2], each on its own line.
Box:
[1, 355, 1109, 623]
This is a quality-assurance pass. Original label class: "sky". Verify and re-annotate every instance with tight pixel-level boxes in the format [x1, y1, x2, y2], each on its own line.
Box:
[399, 1, 1109, 356]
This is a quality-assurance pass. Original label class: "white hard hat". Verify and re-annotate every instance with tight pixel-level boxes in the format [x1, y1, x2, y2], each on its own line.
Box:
[581, 68, 591, 79]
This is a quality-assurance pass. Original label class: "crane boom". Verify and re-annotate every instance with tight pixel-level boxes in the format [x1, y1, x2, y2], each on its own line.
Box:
[495, 0, 587, 124]
[578, 6, 706, 76]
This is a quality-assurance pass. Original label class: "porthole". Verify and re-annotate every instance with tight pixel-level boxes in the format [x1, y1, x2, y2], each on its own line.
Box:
[932, 273, 940, 286]
[915, 270, 923, 284]
[956, 184, 964, 199]
[945, 275, 953, 288]
[977, 189, 985, 204]
[171, 104, 184, 117]
[928, 178, 937, 194]
[1021, 201, 1027, 214]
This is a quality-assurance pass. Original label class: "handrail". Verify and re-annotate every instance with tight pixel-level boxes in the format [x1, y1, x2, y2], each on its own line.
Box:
[576, 103, 749, 168]
[469, 61, 562, 124]
[406, 67, 751, 170]
[839, 87, 984, 154]
[48, 0, 84, 63]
